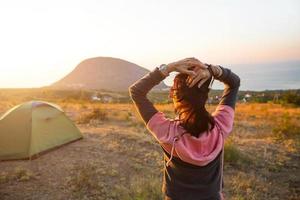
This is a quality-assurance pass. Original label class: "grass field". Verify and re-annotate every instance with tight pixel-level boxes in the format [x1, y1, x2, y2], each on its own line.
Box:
[0, 95, 299, 200]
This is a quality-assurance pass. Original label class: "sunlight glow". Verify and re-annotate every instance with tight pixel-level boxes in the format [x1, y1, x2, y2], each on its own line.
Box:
[0, 0, 299, 88]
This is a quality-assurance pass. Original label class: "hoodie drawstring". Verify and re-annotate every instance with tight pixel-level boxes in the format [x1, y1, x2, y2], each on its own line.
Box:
[215, 123, 225, 199]
[166, 136, 179, 167]
[165, 120, 187, 167]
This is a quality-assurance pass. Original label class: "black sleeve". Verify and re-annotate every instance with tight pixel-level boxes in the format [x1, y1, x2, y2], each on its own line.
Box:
[128, 67, 166, 124]
[215, 66, 240, 109]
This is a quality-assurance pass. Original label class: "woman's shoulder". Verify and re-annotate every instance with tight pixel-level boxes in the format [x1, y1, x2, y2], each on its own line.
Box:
[212, 104, 234, 117]
[211, 104, 235, 138]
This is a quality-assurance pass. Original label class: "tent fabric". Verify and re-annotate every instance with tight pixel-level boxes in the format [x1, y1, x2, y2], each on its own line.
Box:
[0, 101, 82, 160]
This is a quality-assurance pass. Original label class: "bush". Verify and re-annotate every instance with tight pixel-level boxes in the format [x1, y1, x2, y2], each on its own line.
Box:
[78, 108, 108, 124]
[12, 167, 34, 182]
[1, 167, 35, 183]
[272, 114, 300, 141]
[0, 172, 9, 184]
[65, 163, 106, 198]
[282, 92, 300, 106]
[224, 141, 251, 166]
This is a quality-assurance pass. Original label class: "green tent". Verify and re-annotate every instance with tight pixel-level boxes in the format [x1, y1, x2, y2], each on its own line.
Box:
[0, 101, 82, 160]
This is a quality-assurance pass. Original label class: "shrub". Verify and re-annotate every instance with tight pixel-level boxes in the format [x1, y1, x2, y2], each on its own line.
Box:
[65, 163, 107, 198]
[272, 114, 300, 141]
[224, 141, 251, 166]
[0, 172, 9, 184]
[13, 167, 34, 182]
[78, 108, 108, 124]
[0, 168, 35, 184]
[282, 92, 300, 106]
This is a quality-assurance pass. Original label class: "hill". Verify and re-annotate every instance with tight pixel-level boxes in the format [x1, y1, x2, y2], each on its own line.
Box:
[51, 57, 168, 91]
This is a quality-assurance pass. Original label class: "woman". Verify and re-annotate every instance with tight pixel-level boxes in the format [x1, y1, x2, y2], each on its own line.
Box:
[129, 58, 240, 200]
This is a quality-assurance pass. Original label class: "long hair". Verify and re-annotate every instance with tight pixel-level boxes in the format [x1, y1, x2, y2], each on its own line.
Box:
[170, 73, 215, 137]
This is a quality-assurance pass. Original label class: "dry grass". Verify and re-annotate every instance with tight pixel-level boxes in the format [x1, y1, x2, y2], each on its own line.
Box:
[0, 167, 35, 184]
[0, 96, 300, 199]
[115, 175, 162, 200]
[77, 108, 109, 124]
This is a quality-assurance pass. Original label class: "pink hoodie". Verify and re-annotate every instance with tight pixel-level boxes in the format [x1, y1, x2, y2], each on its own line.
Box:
[146, 104, 234, 166]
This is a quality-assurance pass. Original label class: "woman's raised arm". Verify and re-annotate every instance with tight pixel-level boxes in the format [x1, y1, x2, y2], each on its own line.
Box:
[129, 58, 204, 124]
[209, 65, 240, 109]
[128, 67, 166, 124]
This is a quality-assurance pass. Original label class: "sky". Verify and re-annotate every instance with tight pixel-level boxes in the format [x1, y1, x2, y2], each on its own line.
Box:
[0, 0, 299, 88]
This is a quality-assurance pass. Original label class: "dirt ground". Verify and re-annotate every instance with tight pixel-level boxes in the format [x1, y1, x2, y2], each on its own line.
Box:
[0, 103, 299, 200]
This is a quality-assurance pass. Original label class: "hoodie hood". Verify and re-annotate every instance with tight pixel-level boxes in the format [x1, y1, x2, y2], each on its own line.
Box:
[146, 105, 234, 166]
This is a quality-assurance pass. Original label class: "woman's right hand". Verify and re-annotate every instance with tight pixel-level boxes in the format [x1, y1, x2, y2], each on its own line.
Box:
[186, 67, 211, 88]
[186, 64, 223, 88]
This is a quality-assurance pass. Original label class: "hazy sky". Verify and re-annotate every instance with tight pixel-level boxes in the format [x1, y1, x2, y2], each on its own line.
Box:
[0, 0, 299, 88]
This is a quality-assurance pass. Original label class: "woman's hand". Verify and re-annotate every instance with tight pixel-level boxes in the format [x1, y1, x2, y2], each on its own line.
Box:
[166, 57, 207, 76]
[186, 64, 224, 88]
[186, 67, 211, 88]
[166, 57, 211, 88]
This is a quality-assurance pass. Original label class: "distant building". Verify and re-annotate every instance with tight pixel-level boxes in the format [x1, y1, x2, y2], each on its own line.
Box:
[91, 92, 101, 101]
[243, 93, 252, 102]
[91, 95, 101, 101]
[101, 96, 113, 103]
[245, 93, 252, 98]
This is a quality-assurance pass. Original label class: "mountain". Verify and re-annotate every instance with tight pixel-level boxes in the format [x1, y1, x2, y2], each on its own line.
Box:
[51, 57, 168, 91]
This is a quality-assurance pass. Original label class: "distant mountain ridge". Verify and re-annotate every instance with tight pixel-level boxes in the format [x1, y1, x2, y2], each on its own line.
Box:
[51, 57, 168, 91]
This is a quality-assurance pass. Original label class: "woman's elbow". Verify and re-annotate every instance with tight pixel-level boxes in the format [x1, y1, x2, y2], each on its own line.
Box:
[128, 84, 140, 101]
[236, 75, 241, 88]
[232, 73, 240, 88]
[128, 85, 135, 99]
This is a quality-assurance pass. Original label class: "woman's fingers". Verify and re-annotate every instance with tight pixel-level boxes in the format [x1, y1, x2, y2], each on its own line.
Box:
[178, 68, 197, 76]
[183, 57, 199, 63]
[173, 65, 197, 76]
[177, 58, 206, 69]
[186, 58, 207, 69]
[188, 74, 203, 87]
[169, 58, 208, 81]
[197, 77, 209, 88]
[187, 71, 204, 87]
[185, 61, 206, 69]
[186, 67, 201, 84]
[187, 69, 210, 88]
[168, 58, 207, 73]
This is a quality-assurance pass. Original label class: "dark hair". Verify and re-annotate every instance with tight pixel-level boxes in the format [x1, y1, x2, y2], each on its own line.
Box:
[170, 73, 215, 137]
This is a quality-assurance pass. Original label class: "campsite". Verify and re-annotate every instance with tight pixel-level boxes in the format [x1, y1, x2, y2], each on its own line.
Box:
[1, 1, 299, 199]
[0, 89, 299, 200]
